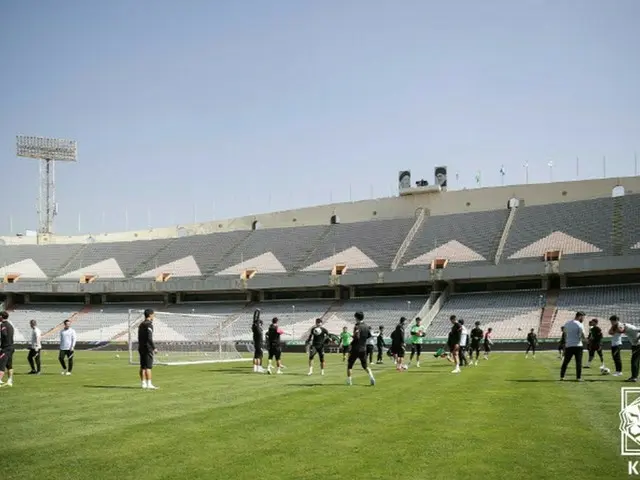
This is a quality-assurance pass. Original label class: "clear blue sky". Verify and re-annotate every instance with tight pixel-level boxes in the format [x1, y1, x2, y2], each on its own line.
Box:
[0, 0, 638, 235]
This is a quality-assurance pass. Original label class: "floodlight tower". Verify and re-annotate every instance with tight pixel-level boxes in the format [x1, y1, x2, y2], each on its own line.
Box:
[16, 135, 77, 234]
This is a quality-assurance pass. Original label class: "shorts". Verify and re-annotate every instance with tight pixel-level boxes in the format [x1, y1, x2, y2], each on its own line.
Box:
[484, 344, 492, 353]
[139, 350, 154, 369]
[589, 344, 602, 353]
[392, 344, 405, 358]
[347, 350, 368, 370]
[268, 345, 281, 361]
[309, 345, 325, 362]
[0, 348, 14, 370]
[470, 342, 481, 351]
[341, 345, 351, 355]
[411, 344, 422, 355]
[254, 346, 263, 359]
[366, 345, 374, 354]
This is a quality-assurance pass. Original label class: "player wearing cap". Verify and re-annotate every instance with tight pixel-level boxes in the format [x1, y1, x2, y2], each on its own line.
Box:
[251, 310, 265, 373]
[306, 318, 331, 376]
[59, 319, 77, 376]
[0, 312, 15, 387]
[346, 312, 375, 386]
[138, 309, 159, 389]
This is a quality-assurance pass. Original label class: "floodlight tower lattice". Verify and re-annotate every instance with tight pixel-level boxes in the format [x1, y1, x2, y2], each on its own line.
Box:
[16, 135, 77, 234]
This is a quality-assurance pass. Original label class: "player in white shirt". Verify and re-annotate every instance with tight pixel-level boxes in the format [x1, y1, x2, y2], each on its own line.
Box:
[28, 320, 42, 374]
[609, 315, 623, 377]
[611, 317, 640, 382]
[560, 312, 586, 381]
[59, 320, 77, 375]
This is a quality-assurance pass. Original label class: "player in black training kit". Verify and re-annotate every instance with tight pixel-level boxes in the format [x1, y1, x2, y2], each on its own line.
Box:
[469, 321, 483, 365]
[266, 318, 286, 375]
[138, 308, 158, 389]
[558, 326, 566, 359]
[376, 325, 385, 364]
[0, 311, 15, 387]
[525, 328, 537, 358]
[391, 317, 407, 371]
[585, 319, 605, 369]
[251, 310, 265, 373]
[306, 318, 331, 376]
[449, 315, 462, 373]
[346, 312, 376, 386]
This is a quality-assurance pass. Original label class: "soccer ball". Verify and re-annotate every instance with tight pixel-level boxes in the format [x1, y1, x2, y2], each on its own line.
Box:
[600, 366, 611, 375]
[115, 354, 120, 358]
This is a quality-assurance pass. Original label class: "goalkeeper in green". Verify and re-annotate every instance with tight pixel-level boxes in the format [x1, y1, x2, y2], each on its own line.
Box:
[408, 318, 426, 367]
[338, 326, 352, 361]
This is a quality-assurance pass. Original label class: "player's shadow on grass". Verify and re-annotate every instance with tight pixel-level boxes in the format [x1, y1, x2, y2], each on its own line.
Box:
[210, 369, 306, 376]
[506, 379, 610, 383]
[284, 383, 365, 387]
[83, 385, 140, 389]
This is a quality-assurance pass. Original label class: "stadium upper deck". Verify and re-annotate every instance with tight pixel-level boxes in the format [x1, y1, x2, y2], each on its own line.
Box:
[0, 176, 638, 291]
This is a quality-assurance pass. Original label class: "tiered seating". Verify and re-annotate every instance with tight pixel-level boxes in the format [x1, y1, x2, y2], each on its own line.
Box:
[301, 218, 414, 271]
[59, 240, 171, 278]
[0, 244, 81, 278]
[214, 226, 329, 274]
[72, 306, 137, 342]
[328, 296, 426, 334]
[9, 305, 83, 342]
[226, 300, 332, 341]
[549, 285, 640, 337]
[402, 210, 508, 267]
[502, 198, 613, 262]
[428, 291, 544, 339]
[133, 231, 251, 277]
[622, 194, 640, 253]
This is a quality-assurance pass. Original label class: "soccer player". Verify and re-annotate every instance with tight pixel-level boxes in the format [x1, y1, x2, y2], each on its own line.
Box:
[390, 317, 407, 371]
[609, 315, 623, 377]
[251, 311, 265, 373]
[346, 312, 375, 386]
[59, 319, 77, 376]
[469, 321, 483, 365]
[376, 325, 385, 364]
[306, 318, 330, 376]
[560, 311, 586, 382]
[266, 317, 285, 375]
[408, 317, 425, 367]
[525, 328, 537, 358]
[0, 311, 15, 387]
[483, 327, 493, 360]
[458, 319, 468, 367]
[558, 326, 566, 359]
[449, 315, 462, 373]
[28, 319, 42, 374]
[584, 319, 604, 369]
[366, 332, 376, 364]
[613, 318, 640, 382]
[338, 326, 352, 361]
[138, 309, 158, 389]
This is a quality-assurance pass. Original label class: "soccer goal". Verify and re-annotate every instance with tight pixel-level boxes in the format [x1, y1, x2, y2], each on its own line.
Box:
[127, 309, 249, 366]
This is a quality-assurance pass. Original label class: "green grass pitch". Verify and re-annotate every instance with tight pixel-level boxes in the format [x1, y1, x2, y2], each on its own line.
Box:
[0, 350, 631, 479]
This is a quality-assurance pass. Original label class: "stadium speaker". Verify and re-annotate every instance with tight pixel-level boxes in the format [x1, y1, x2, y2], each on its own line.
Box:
[241, 269, 257, 280]
[80, 274, 97, 284]
[155, 273, 172, 282]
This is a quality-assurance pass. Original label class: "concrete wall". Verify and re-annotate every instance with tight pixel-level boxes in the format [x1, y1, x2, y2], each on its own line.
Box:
[2, 176, 638, 246]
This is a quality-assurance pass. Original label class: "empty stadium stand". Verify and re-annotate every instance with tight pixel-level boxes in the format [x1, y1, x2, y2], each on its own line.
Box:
[8, 305, 84, 341]
[301, 218, 415, 271]
[0, 244, 82, 278]
[549, 285, 640, 337]
[327, 296, 426, 332]
[426, 291, 545, 339]
[622, 194, 640, 254]
[502, 197, 613, 262]
[401, 210, 508, 267]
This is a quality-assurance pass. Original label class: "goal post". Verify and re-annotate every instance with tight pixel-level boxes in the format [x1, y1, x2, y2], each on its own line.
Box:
[127, 309, 249, 366]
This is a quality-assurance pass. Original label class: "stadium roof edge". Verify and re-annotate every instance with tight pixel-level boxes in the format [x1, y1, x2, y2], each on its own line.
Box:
[1, 175, 638, 245]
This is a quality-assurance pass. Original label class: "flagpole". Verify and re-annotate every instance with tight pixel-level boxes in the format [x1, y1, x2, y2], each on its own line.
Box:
[635, 152, 638, 176]
[603, 156, 606, 178]
[576, 157, 579, 179]
[548, 161, 553, 182]
[524, 163, 529, 184]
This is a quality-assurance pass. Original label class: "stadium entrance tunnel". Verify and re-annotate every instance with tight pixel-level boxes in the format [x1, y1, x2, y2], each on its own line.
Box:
[3, 273, 20, 284]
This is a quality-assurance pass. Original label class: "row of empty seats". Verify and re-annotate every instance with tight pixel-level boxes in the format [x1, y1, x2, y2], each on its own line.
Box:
[2, 193, 638, 280]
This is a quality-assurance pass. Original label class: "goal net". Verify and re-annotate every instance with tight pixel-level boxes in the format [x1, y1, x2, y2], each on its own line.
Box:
[127, 309, 248, 366]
